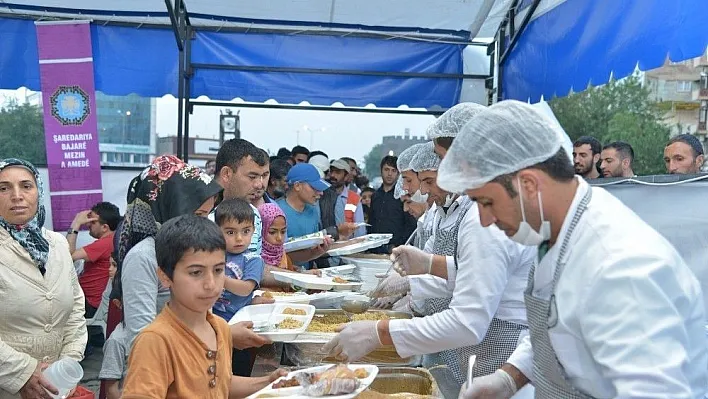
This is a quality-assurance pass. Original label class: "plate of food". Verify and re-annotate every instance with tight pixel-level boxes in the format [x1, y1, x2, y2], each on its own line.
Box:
[257, 290, 312, 304]
[271, 271, 362, 292]
[228, 303, 316, 341]
[284, 232, 327, 253]
[248, 364, 379, 398]
[326, 234, 393, 257]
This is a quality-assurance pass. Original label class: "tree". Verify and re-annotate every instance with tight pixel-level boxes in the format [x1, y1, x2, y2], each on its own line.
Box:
[0, 100, 47, 164]
[363, 143, 382, 178]
[549, 74, 670, 175]
[605, 112, 668, 175]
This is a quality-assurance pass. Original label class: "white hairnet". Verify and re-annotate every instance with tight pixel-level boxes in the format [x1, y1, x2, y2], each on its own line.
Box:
[531, 100, 574, 164]
[437, 100, 565, 193]
[396, 143, 426, 172]
[426, 102, 487, 140]
[393, 176, 407, 199]
[409, 141, 441, 172]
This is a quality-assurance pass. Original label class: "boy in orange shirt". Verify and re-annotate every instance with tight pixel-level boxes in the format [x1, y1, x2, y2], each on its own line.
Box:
[122, 215, 285, 398]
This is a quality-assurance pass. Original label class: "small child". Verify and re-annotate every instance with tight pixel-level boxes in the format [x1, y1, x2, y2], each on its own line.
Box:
[212, 198, 265, 321]
[121, 215, 283, 398]
[258, 203, 322, 276]
[360, 187, 375, 225]
[99, 256, 126, 399]
[258, 203, 291, 270]
[212, 198, 266, 377]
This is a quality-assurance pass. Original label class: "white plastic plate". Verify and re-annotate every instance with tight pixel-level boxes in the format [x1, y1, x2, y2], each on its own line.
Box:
[247, 364, 379, 399]
[327, 234, 393, 257]
[228, 303, 315, 342]
[284, 237, 325, 253]
[254, 290, 311, 304]
[271, 271, 363, 292]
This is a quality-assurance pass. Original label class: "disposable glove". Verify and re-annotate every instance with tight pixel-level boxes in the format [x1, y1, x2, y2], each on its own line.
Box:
[370, 272, 409, 298]
[391, 245, 433, 276]
[458, 369, 518, 399]
[321, 321, 382, 362]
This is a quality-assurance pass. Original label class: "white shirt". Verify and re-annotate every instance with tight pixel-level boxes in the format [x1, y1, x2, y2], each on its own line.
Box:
[411, 198, 466, 301]
[507, 178, 708, 398]
[389, 202, 533, 358]
[423, 197, 465, 254]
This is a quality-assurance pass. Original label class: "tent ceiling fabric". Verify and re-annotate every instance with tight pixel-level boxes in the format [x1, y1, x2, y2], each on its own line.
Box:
[0, 17, 465, 107]
[0, 0, 515, 41]
[503, 0, 708, 102]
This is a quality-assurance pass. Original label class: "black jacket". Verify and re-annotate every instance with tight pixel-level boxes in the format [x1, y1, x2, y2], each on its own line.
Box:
[369, 185, 417, 253]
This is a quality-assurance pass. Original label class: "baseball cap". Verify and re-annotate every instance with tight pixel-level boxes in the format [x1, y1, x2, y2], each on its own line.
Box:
[287, 163, 331, 192]
[330, 158, 351, 173]
[308, 154, 330, 178]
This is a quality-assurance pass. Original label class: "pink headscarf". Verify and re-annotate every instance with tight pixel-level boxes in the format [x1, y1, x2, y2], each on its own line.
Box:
[258, 203, 286, 267]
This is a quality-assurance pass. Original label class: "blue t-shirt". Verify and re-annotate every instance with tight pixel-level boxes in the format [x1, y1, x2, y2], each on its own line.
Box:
[212, 251, 264, 321]
[276, 197, 322, 239]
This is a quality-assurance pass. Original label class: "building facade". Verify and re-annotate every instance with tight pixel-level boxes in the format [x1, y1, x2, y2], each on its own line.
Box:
[644, 52, 708, 138]
[157, 136, 220, 167]
[96, 92, 157, 166]
[378, 128, 427, 159]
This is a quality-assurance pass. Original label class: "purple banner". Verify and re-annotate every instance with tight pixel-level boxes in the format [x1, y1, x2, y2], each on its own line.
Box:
[35, 21, 103, 231]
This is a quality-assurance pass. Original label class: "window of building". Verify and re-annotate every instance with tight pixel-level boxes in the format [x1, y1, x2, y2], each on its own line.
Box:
[676, 81, 693, 92]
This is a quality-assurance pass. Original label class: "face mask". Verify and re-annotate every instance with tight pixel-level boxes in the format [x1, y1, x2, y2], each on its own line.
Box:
[410, 189, 429, 204]
[510, 177, 551, 246]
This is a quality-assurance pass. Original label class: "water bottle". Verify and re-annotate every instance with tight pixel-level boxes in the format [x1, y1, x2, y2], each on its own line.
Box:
[42, 358, 84, 399]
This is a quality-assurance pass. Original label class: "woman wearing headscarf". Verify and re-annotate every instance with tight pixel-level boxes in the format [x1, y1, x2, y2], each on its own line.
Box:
[0, 159, 87, 399]
[116, 155, 223, 350]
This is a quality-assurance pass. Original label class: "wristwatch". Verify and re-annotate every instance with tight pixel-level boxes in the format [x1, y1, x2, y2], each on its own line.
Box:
[67, 228, 79, 235]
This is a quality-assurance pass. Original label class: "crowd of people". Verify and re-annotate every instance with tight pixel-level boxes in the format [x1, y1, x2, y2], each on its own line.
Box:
[572, 133, 705, 179]
[0, 99, 706, 399]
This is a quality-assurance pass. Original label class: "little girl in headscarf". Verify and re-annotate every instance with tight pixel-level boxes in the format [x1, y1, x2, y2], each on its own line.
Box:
[258, 203, 293, 270]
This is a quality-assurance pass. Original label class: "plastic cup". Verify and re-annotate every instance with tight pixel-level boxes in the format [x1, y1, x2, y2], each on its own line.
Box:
[42, 358, 84, 399]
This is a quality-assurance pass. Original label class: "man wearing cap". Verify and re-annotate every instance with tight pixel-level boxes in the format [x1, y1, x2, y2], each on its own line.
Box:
[436, 100, 706, 398]
[664, 134, 705, 174]
[276, 163, 330, 242]
[308, 154, 330, 179]
[329, 158, 366, 238]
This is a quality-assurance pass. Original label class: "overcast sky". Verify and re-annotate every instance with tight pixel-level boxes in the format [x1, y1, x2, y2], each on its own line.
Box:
[155, 97, 436, 163]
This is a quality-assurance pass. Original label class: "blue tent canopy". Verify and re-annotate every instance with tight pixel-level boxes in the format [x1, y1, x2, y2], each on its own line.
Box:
[1, 0, 707, 105]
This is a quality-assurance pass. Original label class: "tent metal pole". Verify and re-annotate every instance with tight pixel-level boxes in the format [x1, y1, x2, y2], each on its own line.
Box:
[175, 1, 185, 159]
[190, 63, 489, 80]
[188, 100, 446, 115]
[499, 0, 541, 65]
[183, 24, 194, 163]
[163, 0, 183, 51]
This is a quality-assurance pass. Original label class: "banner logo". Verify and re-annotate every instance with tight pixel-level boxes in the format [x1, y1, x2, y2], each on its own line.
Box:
[50, 85, 90, 126]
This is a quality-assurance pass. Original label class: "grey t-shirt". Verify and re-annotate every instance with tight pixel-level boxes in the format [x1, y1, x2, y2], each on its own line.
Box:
[120, 237, 171, 350]
[99, 323, 128, 381]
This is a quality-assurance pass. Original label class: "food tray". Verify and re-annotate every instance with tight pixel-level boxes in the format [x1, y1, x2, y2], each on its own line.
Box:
[228, 303, 315, 342]
[325, 264, 356, 274]
[255, 290, 311, 304]
[285, 310, 422, 367]
[285, 237, 326, 253]
[271, 271, 363, 292]
[327, 234, 393, 257]
[247, 364, 379, 399]
[359, 367, 443, 398]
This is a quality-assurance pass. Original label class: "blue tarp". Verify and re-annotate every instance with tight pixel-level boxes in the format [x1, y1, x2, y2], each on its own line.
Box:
[0, 17, 463, 108]
[503, 0, 708, 101]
